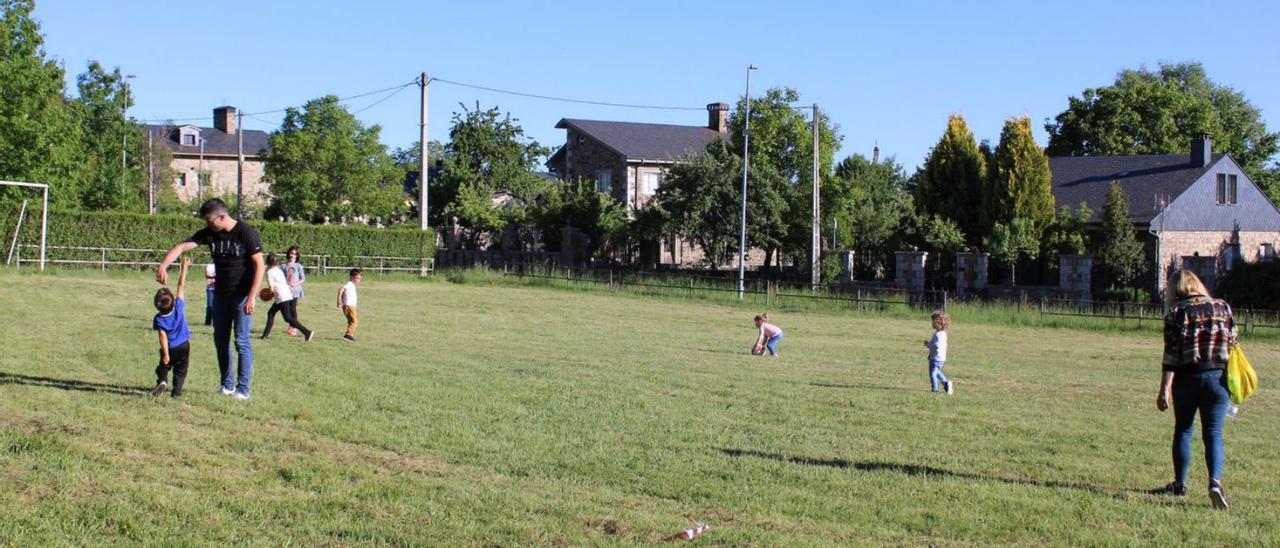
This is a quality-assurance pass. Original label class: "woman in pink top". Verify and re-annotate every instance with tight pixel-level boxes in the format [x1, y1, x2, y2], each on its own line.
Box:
[753, 313, 784, 358]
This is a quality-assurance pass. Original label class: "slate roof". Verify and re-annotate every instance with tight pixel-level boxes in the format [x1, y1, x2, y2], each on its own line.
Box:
[555, 119, 724, 162]
[1048, 153, 1223, 224]
[145, 125, 271, 157]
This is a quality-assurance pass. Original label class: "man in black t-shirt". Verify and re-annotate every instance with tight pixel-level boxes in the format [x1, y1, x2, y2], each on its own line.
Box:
[158, 199, 265, 399]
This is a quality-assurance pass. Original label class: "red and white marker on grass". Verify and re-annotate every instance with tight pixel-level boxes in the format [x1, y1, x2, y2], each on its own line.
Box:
[666, 517, 708, 541]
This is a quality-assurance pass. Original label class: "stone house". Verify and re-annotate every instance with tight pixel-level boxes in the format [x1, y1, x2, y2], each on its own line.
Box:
[145, 106, 271, 206]
[1049, 137, 1280, 294]
[546, 103, 767, 267]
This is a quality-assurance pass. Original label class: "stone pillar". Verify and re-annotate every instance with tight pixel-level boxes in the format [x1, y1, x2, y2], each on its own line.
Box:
[444, 217, 463, 251]
[1058, 254, 1092, 300]
[1181, 254, 1218, 291]
[954, 252, 989, 299]
[839, 251, 855, 283]
[895, 251, 928, 295]
[560, 226, 583, 267]
[501, 225, 521, 252]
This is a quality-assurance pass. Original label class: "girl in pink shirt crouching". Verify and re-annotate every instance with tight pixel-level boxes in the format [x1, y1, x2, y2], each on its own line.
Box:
[752, 313, 784, 358]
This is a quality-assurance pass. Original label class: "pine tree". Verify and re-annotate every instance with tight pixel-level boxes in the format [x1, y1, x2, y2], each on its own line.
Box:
[1098, 182, 1147, 290]
[916, 114, 985, 245]
[985, 116, 1055, 237]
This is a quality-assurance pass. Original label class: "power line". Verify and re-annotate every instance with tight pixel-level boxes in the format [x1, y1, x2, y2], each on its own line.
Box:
[430, 77, 707, 111]
[135, 78, 418, 124]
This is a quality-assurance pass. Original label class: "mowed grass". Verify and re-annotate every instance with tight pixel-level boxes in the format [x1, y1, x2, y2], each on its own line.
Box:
[1, 269, 1278, 546]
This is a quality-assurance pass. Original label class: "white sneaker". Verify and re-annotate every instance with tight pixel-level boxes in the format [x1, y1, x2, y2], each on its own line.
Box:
[305, 330, 316, 342]
[151, 381, 168, 397]
[946, 381, 955, 395]
[220, 387, 235, 396]
[1209, 480, 1229, 510]
[232, 392, 250, 401]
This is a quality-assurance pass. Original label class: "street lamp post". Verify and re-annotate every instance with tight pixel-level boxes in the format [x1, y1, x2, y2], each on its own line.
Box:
[122, 74, 136, 170]
[738, 64, 757, 300]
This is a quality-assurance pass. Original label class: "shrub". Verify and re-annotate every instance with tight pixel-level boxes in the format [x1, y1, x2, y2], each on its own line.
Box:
[1216, 261, 1280, 310]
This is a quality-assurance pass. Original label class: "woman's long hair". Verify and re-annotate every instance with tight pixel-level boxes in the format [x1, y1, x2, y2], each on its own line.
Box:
[1166, 269, 1211, 310]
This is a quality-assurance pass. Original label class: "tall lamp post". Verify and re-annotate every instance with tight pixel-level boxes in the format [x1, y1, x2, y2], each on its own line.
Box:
[122, 74, 136, 170]
[737, 64, 757, 300]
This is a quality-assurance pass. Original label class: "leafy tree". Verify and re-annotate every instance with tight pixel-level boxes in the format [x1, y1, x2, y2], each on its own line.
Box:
[985, 116, 1055, 236]
[1098, 181, 1147, 290]
[727, 87, 841, 266]
[826, 153, 914, 277]
[1043, 203, 1094, 256]
[75, 60, 147, 211]
[651, 142, 750, 269]
[983, 217, 1040, 285]
[436, 103, 549, 227]
[916, 114, 986, 245]
[391, 139, 445, 169]
[917, 214, 967, 254]
[1046, 62, 1280, 202]
[0, 0, 86, 208]
[262, 95, 405, 223]
[529, 178, 627, 257]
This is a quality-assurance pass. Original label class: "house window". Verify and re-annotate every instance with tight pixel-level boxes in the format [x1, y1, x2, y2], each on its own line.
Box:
[595, 169, 612, 193]
[181, 134, 196, 146]
[641, 172, 661, 195]
[175, 173, 187, 187]
[1216, 173, 1238, 205]
[1262, 243, 1276, 262]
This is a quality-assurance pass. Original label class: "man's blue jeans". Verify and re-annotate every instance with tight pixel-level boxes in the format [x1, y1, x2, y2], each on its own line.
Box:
[929, 358, 949, 392]
[1172, 368, 1229, 483]
[212, 293, 254, 396]
[204, 286, 215, 325]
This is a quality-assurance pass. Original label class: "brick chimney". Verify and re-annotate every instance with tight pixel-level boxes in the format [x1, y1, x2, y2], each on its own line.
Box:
[214, 106, 237, 135]
[1191, 134, 1211, 167]
[707, 102, 729, 133]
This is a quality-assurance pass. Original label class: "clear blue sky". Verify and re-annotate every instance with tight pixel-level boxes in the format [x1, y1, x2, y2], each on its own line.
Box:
[32, 0, 1280, 170]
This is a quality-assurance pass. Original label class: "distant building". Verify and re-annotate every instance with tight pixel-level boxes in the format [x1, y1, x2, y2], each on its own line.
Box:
[1049, 136, 1280, 293]
[145, 106, 271, 205]
[547, 103, 768, 267]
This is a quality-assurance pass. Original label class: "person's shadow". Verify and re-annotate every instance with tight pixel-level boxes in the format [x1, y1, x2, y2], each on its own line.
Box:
[0, 371, 147, 396]
[718, 448, 1110, 494]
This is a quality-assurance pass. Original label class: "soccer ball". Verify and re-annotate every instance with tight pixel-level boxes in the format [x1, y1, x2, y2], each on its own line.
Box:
[259, 287, 275, 302]
[751, 346, 765, 356]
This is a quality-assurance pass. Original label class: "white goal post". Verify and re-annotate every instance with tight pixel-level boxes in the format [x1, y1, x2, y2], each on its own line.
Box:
[1, 180, 49, 271]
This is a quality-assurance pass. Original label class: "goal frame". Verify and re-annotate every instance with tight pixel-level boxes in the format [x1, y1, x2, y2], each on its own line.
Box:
[1, 180, 49, 271]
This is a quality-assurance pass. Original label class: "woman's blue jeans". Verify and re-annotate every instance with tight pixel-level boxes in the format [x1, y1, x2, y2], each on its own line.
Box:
[1172, 368, 1229, 483]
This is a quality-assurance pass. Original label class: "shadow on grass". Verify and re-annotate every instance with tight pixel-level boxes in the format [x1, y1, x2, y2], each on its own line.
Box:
[718, 448, 1107, 494]
[0, 371, 147, 396]
[790, 381, 899, 391]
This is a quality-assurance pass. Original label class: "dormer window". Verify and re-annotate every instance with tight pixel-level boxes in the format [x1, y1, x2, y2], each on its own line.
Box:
[1216, 173, 1237, 205]
[178, 125, 201, 147]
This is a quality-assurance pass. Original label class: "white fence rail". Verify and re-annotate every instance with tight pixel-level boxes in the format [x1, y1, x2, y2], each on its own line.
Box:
[13, 244, 434, 276]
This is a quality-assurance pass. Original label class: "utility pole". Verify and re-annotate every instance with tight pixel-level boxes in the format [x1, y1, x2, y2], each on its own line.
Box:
[122, 74, 135, 171]
[147, 129, 154, 214]
[236, 110, 244, 218]
[811, 104, 821, 289]
[419, 71, 430, 231]
[738, 64, 757, 300]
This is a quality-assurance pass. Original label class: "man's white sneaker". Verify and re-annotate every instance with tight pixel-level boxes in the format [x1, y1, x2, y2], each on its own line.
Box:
[232, 392, 250, 401]
[151, 381, 168, 397]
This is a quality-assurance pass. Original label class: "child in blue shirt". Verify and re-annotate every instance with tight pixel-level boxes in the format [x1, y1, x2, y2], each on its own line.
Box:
[153, 256, 192, 397]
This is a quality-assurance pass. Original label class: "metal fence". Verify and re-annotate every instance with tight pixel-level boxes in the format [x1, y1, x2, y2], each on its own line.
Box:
[12, 244, 434, 276]
[1037, 297, 1280, 334]
[500, 264, 948, 310]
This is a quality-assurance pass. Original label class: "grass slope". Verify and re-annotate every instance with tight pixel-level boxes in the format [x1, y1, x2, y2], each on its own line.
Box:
[1, 269, 1277, 546]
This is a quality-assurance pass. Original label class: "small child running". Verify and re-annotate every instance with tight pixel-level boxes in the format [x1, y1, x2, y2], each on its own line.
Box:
[337, 268, 362, 343]
[152, 256, 192, 397]
[752, 313, 783, 358]
[924, 310, 953, 395]
[262, 253, 314, 341]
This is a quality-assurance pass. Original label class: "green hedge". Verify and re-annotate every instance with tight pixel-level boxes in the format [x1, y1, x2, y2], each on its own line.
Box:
[3, 209, 434, 266]
[1217, 261, 1280, 310]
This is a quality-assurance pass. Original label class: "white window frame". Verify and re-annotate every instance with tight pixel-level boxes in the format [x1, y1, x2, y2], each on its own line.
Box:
[641, 171, 661, 195]
[595, 169, 613, 193]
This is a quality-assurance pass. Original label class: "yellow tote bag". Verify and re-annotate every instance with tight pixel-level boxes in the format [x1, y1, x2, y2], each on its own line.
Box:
[1227, 345, 1259, 405]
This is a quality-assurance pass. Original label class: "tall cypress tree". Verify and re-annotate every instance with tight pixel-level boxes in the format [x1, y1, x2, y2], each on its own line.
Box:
[985, 116, 1055, 237]
[916, 114, 986, 245]
[1098, 181, 1147, 290]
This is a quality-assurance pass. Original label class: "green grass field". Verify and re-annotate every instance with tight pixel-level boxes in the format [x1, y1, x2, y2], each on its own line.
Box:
[1, 269, 1277, 546]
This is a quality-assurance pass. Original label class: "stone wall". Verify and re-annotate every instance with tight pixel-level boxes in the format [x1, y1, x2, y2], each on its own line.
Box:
[895, 251, 928, 294]
[560, 129, 627, 204]
[1155, 230, 1280, 291]
[169, 156, 269, 205]
[1058, 254, 1092, 300]
[954, 252, 988, 298]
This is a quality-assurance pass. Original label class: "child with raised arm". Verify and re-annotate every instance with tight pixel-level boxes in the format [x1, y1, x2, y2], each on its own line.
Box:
[752, 313, 783, 358]
[337, 268, 362, 343]
[152, 257, 193, 397]
[925, 310, 953, 395]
